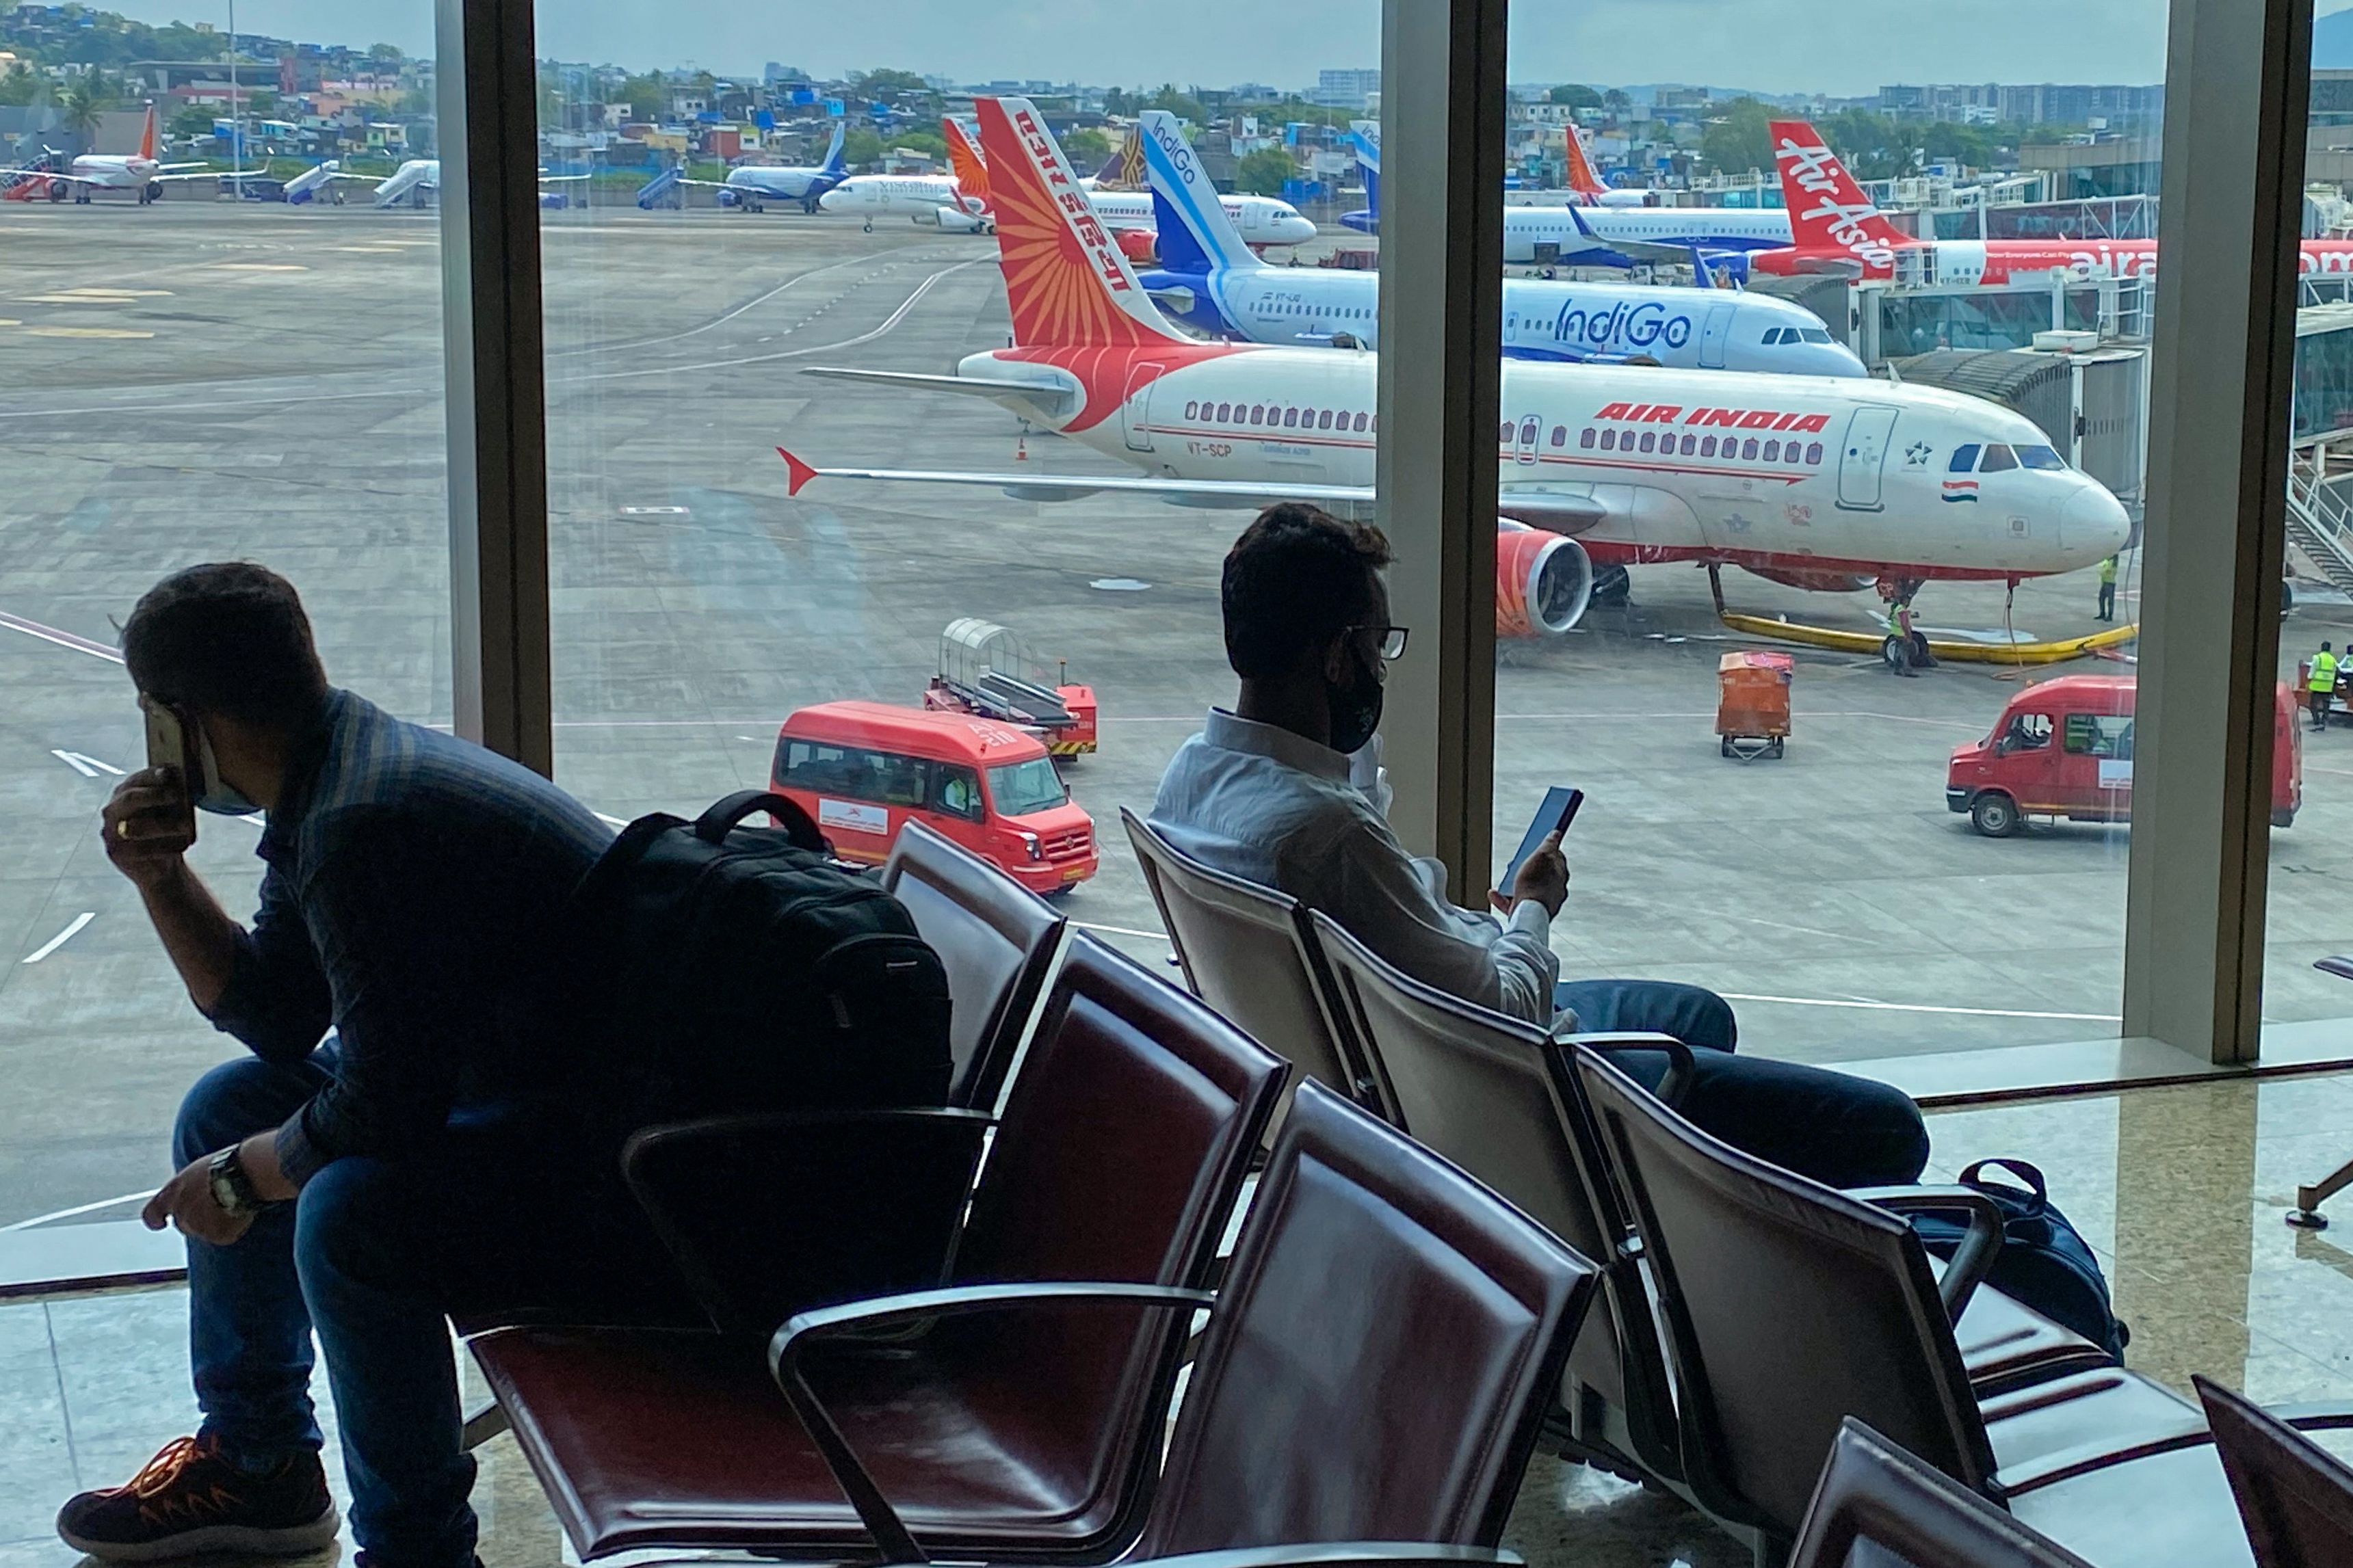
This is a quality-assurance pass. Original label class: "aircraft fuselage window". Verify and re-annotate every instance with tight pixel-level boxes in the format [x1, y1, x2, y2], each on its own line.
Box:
[1806, 442, 1824, 464]
[1284, 407, 1299, 427]
[1551, 425, 1567, 447]
[1354, 411, 1369, 431]
[1580, 427, 1597, 449]
[1701, 435, 1718, 457]
[1763, 439, 1780, 460]
[1185, 401, 1198, 418]
[1601, 429, 1618, 450]
[1741, 438, 1759, 460]
[1639, 431, 1656, 453]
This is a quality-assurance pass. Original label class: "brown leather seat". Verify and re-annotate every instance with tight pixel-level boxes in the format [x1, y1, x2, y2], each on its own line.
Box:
[776, 1081, 1599, 1565]
[2197, 1374, 2353, 1567]
[474, 935, 1287, 1563]
[1309, 912, 2109, 1498]
[1789, 1420, 2096, 1568]
[1123, 808, 1383, 1118]
[1573, 1047, 2220, 1561]
[884, 819, 1066, 1111]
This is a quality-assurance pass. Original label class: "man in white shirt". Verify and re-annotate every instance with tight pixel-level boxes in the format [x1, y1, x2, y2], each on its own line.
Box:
[1152, 504, 1928, 1188]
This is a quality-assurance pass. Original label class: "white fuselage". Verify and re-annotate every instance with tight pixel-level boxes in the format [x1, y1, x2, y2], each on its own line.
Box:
[1574, 204, 1794, 249]
[821, 174, 968, 214]
[967, 347, 2129, 579]
[724, 163, 838, 200]
[1188, 265, 1863, 375]
[1088, 188, 1318, 246]
[65, 155, 164, 189]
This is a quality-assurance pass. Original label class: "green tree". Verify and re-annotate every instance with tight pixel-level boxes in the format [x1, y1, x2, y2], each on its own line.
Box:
[1144, 82, 1205, 122]
[0, 65, 44, 107]
[368, 42, 402, 60]
[1698, 96, 1771, 176]
[1548, 83, 1602, 110]
[1062, 126, 1113, 165]
[1235, 146, 1295, 195]
[889, 127, 945, 161]
[841, 124, 884, 168]
[57, 78, 107, 148]
[1603, 88, 1631, 114]
[850, 68, 928, 96]
[617, 71, 666, 121]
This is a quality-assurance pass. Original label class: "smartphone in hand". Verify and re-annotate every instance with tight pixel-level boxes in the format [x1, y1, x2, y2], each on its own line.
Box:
[1502, 786, 1584, 886]
[141, 697, 198, 838]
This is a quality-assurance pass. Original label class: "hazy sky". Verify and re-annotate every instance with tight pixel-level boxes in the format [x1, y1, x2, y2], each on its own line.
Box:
[94, 0, 2278, 97]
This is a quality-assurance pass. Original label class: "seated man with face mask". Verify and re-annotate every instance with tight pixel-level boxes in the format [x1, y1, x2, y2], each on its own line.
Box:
[1151, 505, 1929, 1188]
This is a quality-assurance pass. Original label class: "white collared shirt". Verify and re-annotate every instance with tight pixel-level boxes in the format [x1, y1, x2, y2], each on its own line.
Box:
[1149, 709, 1560, 1024]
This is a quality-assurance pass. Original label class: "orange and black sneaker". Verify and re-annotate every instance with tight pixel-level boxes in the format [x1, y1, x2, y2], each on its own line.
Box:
[57, 1433, 339, 1560]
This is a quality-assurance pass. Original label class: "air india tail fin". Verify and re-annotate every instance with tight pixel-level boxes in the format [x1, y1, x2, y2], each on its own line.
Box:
[138, 103, 157, 162]
[1562, 124, 1605, 198]
[1769, 120, 1908, 261]
[973, 96, 1189, 350]
[943, 116, 989, 208]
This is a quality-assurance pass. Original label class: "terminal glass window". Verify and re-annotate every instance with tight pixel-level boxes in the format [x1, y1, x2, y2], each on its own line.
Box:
[534, 1, 1378, 974]
[0, 12, 449, 1229]
[1497, 1, 2157, 1066]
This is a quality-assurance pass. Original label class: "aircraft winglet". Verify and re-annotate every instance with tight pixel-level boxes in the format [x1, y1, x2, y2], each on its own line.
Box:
[776, 447, 819, 495]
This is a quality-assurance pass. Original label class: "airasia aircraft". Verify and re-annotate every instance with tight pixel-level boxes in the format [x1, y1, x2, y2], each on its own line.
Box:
[1754, 118, 2353, 281]
[779, 97, 2131, 638]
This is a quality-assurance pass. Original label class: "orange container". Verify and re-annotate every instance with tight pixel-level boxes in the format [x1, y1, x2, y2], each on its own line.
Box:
[1718, 650, 1793, 755]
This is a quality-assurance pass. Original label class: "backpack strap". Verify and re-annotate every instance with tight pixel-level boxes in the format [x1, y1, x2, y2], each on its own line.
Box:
[1958, 1157, 2049, 1217]
[696, 790, 826, 853]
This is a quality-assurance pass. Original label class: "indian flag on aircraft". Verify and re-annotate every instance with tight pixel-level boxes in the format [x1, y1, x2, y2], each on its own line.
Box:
[1942, 479, 1980, 503]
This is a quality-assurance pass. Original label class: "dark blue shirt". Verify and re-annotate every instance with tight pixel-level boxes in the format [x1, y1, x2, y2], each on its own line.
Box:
[205, 689, 613, 1186]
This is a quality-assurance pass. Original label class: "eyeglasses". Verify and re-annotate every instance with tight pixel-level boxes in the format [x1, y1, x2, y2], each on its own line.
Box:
[1345, 626, 1410, 661]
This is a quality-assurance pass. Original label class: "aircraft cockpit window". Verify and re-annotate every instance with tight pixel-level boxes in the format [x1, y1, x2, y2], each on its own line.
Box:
[1762, 327, 1789, 345]
[1949, 444, 1981, 473]
[1980, 444, 2019, 473]
[1801, 328, 1835, 343]
[2018, 444, 2066, 470]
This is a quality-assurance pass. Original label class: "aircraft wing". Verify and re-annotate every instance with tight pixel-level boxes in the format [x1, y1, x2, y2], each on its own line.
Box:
[156, 168, 262, 183]
[778, 447, 1619, 535]
[802, 364, 1080, 418]
[537, 172, 591, 183]
[1589, 233, 1698, 267]
[157, 161, 211, 172]
[5, 169, 106, 187]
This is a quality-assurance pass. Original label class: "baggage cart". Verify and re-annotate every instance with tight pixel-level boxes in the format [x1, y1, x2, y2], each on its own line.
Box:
[1717, 650, 1793, 760]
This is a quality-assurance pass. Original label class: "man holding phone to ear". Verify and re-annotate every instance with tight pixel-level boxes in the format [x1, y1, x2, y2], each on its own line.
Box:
[63, 563, 687, 1568]
[1153, 505, 1928, 1189]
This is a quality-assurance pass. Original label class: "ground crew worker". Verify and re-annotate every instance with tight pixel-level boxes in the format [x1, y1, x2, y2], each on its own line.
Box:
[1884, 595, 1919, 678]
[2097, 555, 2118, 622]
[2313, 641, 2339, 731]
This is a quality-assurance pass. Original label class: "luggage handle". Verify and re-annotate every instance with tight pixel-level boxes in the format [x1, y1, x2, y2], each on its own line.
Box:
[696, 790, 826, 853]
[1957, 1156, 2049, 1218]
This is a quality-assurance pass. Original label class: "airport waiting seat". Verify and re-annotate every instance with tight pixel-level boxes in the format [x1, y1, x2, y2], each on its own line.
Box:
[1787, 1420, 2096, 1568]
[774, 1082, 1598, 1568]
[1121, 808, 1384, 1119]
[882, 819, 1066, 1112]
[1570, 1044, 2278, 1566]
[2196, 1374, 2353, 1567]
[1306, 911, 2114, 1500]
[472, 935, 1286, 1563]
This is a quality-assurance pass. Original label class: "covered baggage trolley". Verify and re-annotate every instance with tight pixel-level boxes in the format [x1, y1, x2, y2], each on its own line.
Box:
[924, 617, 1099, 756]
[1717, 650, 1793, 760]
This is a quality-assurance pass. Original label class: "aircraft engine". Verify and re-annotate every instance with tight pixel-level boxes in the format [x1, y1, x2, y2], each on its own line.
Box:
[1115, 228, 1157, 265]
[933, 205, 994, 234]
[1740, 564, 1876, 594]
[1497, 521, 1593, 638]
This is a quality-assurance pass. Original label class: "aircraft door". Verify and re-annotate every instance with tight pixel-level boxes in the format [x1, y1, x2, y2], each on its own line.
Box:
[1698, 302, 1736, 369]
[1837, 406, 1901, 510]
[1123, 362, 1165, 452]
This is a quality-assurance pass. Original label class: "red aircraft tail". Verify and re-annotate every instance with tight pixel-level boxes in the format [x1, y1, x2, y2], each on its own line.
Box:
[1770, 120, 1908, 264]
[137, 103, 157, 162]
[973, 96, 1187, 350]
[1562, 125, 1605, 198]
[943, 116, 989, 209]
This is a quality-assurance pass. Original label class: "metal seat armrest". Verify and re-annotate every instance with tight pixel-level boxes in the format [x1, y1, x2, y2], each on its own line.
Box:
[622, 1108, 997, 1333]
[1552, 1033, 1698, 1108]
[1850, 1184, 2007, 1323]
[768, 1281, 1215, 1564]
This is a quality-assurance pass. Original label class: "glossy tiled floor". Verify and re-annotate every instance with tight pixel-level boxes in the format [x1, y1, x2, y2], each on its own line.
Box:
[13, 1071, 2353, 1568]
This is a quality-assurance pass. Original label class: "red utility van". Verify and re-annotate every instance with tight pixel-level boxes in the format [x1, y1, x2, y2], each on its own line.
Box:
[772, 702, 1099, 893]
[1947, 675, 2300, 837]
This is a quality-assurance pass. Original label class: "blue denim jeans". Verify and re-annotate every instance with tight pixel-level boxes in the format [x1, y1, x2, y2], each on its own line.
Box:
[174, 1047, 689, 1568]
[1554, 979, 1929, 1188]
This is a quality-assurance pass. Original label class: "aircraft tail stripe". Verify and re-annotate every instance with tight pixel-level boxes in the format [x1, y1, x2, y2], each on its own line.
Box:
[974, 96, 1185, 350]
[1768, 119, 1909, 256]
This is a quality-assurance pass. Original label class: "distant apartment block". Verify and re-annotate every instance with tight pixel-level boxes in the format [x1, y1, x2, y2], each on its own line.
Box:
[1313, 68, 1381, 109]
[1878, 81, 2163, 127]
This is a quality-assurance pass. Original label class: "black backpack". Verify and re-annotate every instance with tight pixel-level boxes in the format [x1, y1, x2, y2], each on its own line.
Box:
[566, 790, 953, 1135]
[1907, 1157, 2129, 1362]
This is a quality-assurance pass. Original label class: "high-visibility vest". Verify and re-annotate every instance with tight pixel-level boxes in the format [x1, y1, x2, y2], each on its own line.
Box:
[2100, 557, 2118, 585]
[2314, 652, 2339, 692]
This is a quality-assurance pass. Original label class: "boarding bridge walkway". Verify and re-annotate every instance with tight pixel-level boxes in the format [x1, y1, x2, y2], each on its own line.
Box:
[2289, 431, 2353, 598]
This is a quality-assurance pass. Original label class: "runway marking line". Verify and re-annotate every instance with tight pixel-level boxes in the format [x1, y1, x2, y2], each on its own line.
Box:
[0, 610, 124, 663]
[21, 912, 94, 964]
[25, 326, 155, 339]
[51, 749, 123, 778]
[211, 263, 309, 271]
[1718, 992, 2120, 1022]
[1, 1186, 157, 1232]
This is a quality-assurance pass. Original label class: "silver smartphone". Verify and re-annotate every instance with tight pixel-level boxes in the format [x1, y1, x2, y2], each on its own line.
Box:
[140, 697, 198, 838]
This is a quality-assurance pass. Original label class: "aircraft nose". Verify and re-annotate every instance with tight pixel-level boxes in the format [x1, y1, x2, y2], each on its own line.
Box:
[2065, 483, 2131, 555]
[819, 187, 850, 211]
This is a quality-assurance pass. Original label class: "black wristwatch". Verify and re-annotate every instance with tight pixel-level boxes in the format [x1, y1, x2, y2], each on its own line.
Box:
[207, 1146, 268, 1217]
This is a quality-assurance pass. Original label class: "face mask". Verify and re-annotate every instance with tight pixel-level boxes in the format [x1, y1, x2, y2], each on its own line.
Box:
[1326, 638, 1386, 757]
[191, 721, 261, 816]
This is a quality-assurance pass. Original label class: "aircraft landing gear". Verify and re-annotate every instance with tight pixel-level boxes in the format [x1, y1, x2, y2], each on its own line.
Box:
[803, 194, 821, 214]
[48, 179, 67, 202]
[1878, 576, 1932, 676]
[144, 181, 162, 203]
[1590, 565, 1633, 607]
[861, 219, 874, 232]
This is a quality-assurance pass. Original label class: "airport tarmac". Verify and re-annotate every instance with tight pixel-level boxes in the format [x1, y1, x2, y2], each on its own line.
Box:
[4, 200, 2352, 1228]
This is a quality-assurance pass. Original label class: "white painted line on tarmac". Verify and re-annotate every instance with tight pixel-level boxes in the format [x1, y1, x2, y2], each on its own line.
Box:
[1072, 920, 1173, 942]
[21, 912, 94, 964]
[1718, 992, 2119, 1022]
[0, 609, 122, 663]
[51, 749, 124, 778]
[0, 1186, 157, 1232]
